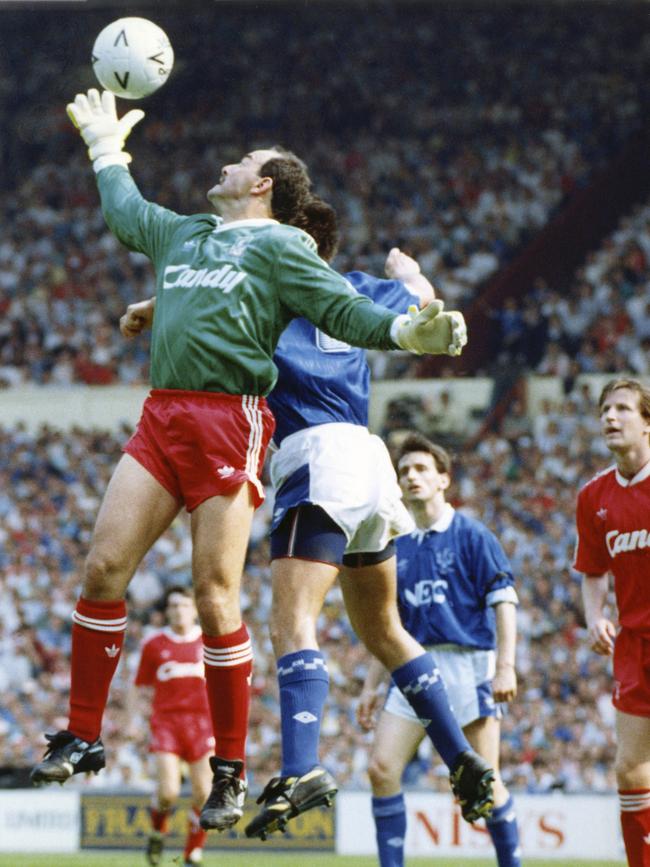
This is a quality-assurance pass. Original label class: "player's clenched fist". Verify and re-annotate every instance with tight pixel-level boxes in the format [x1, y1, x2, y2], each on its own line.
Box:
[120, 297, 155, 339]
[587, 617, 616, 656]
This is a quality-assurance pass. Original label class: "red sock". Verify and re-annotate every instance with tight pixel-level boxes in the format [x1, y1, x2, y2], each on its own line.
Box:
[150, 807, 170, 834]
[620, 789, 650, 866]
[203, 624, 253, 772]
[184, 806, 207, 860]
[68, 597, 127, 742]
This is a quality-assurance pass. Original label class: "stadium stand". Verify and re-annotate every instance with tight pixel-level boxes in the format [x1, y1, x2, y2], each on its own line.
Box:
[0, 381, 617, 792]
[1, 3, 649, 384]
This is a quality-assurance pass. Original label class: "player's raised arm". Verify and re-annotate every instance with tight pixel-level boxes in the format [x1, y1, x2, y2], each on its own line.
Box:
[275, 231, 467, 357]
[66, 89, 186, 262]
[384, 247, 436, 308]
[67, 88, 144, 172]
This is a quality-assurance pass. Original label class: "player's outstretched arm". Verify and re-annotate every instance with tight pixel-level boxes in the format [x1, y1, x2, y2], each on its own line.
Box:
[66, 88, 144, 173]
[385, 247, 436, 308]
[391, 300, 468, 356]
[120, 297, 156, 339]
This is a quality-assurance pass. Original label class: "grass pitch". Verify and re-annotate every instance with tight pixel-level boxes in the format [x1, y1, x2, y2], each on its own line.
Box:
[0, 854, 626, 866]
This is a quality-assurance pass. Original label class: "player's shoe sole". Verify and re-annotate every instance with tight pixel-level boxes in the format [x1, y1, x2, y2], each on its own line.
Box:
[245, 766, 338, 840]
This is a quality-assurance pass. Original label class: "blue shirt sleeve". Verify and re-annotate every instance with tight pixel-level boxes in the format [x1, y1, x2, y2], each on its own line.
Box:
[346, 271, 418, 314]
[467, 522, 518, 607]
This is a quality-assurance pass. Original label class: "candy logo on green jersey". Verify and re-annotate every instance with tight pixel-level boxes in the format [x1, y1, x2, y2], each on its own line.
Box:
[163, 263, 246, 294]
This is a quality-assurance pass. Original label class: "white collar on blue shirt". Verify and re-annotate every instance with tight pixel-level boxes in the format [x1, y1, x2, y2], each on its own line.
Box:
[414, 502, 455, 539]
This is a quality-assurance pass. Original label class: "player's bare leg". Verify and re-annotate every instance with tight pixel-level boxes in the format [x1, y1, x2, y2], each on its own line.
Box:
[341, 558, 495, 823]
[367, 711, 425, 867]
[463, 717, 509, 807]
[31, 456, 180, 787]
[191, 486, 256, 831]
[368, 711, 425, 797]
[147, 752, 182, 866]
[269, 558, 339, 655]
[616, 710, 650, 866]
[340, 557, 426, 670]
[246, 558, 339, 839]
[465, 716, 521, 865]
[83, 454, 182, 599]
[184, 756, 211, 865]
[191, 485, 255, 635]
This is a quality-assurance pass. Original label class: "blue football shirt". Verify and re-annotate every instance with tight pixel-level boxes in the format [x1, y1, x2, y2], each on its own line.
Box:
[395, 504, 518, 649]
[268, 271, 417, 444]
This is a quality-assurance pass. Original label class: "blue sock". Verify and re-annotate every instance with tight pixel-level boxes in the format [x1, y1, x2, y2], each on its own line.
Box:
[277, 650, 329, 776]
[486, 796, 521, 867]
[391, 652, 470, 768]
[372, 793, 406, 867]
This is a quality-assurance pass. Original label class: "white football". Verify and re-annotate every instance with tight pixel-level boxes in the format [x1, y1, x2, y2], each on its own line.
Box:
[92, 17, 174, 100]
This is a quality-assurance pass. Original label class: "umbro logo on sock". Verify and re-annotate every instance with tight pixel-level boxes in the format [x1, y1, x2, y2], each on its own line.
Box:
[104, 644, 120, 658]
[644, 833, 650, 845]
[388, 837, 404, 847]
[293, 711, 318, 724]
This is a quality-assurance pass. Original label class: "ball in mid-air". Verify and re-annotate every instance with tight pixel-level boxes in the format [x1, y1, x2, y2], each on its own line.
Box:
[92, 17, 173, 100]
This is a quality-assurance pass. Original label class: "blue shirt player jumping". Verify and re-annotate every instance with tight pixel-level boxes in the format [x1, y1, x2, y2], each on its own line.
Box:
[245, 247, 496, 840]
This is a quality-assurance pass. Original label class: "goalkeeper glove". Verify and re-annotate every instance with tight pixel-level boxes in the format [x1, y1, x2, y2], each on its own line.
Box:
[391, 301, 468, 356]
[66, 89, 144, 173]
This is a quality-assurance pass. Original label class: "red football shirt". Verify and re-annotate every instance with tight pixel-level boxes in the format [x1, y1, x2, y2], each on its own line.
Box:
[574, 461, 650, 634]
[135, 626, 210, 715]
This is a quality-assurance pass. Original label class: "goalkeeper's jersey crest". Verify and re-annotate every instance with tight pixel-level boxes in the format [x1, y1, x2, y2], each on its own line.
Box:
[268, 272, 417, 444]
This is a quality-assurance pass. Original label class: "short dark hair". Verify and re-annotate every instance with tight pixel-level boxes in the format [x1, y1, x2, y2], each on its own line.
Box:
[395, 431, 452, 476]
[163, 585, 193, 608]
[598, 378, 650, 422]
[260, 148, 339, 261]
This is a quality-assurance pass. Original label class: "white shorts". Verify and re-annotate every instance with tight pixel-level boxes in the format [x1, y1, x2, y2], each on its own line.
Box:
[384, 645, 500, 728]
[270, 423, 414, 554]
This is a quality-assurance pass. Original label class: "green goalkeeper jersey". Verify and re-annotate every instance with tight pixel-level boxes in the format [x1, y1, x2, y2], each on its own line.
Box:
[97, 167, 398, 396]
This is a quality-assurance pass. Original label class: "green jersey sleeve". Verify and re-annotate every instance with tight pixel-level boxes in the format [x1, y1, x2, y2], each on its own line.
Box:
[96, 166, 189, 267]
[273, 230, 398, 351]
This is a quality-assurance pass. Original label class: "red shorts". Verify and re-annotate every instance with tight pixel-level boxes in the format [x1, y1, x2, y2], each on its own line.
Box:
[149, 712, 215, 763]
[613, 628, 650, 717]
[124, 390, 275, 511]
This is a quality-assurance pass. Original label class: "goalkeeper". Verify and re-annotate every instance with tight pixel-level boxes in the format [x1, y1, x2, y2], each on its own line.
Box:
[30, 90, 467, 834]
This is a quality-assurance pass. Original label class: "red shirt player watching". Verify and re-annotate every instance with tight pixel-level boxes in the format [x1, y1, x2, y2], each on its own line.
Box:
[574, 378, 650, 867]
[134, 586, 213, 867]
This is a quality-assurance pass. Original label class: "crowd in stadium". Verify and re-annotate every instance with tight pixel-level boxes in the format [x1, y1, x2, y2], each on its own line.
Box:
[0, 378, 617, 793]
[1, 4, 649, 388]
[3, 2, 645, 800]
